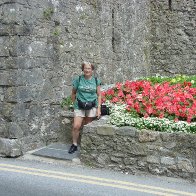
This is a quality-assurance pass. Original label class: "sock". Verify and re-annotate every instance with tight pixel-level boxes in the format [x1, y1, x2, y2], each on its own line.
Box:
[73, 143, 77, 146]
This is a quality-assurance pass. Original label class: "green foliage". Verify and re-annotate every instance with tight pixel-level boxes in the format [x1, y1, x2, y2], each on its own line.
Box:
[142, 74, 196, 88]
[109, 104, 196, 134]
[53, 28, 60, 36]
[43, 8, 54, 20]
[83, 0, 97, 9]
[79, 13, 88, 20]
[61, 96, 73, 109]
[105, 74, 196, 133]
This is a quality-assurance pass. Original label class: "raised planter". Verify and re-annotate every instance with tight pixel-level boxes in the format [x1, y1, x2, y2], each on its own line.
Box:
[80, 117, 196, 181]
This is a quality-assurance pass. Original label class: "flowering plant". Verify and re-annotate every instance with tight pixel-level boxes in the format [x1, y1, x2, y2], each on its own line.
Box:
[102, 80, 196, 122]
[102, 75, 196, 133]
[108, 103, 196, 133]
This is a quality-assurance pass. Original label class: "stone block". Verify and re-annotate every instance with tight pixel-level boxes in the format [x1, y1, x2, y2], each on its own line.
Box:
[126, 143, 147, 156]
[0, 121, 8, 138]
[0, 71, 10, 86]
[148, 164, 166, 175]
[15, 69, 44, 86]
[11, 103, 27, 121]
[124, 157, 136, 165]
[60, 111, 74, 118]
[8, 122, 24, 139]
[16, 87, 33, 102]
[0, 87, 4, 102]
[116, 126, 136, 136]
[9, 37, 27, 57]
[0, 138, 22, 157]
[0, 37, 9, 57]
[161, 157, 175, 165]
[35, 80, 56, 101]
[147, 155, 160, 164]
[28, 41, 50, 57]
[15, 56, 54, 70]
[112, 153, 125, 158]
[177, 157, 195, 173]
[161, 132, 176, 142]
[139, 130, 160, 143]
[110, 156, 122, 164]
[61, 117, 71, 125]
[163, 142, 176, 149]
[0, 56, 17, 69]
[0, 24, 9, 36]
[5, 87, 17, 102]
[97, 154, 109, 165]
[1, 103, 15, 120]
[97, 126, 115, 136]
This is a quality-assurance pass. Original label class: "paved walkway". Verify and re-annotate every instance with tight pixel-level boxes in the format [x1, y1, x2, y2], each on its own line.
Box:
[21, 143, 81, 166]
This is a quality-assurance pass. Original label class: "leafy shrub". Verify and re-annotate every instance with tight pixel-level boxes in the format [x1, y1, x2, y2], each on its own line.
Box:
[142, 74, 196, 88]
[61, 96, 73, 109]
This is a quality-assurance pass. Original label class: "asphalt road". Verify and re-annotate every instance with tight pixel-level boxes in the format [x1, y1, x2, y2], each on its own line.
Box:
[0, 158, 196, 196]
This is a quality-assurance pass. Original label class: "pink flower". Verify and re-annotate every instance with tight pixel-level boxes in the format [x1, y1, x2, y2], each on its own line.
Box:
[101, 78, 196, 123]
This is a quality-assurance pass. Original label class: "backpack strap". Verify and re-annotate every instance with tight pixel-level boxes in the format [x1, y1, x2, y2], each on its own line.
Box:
[79, 75, 98, 86]
[78, 76, 99, 90]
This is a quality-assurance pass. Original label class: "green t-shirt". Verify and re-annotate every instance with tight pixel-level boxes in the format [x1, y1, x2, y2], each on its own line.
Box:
[72, 75, 101, 109]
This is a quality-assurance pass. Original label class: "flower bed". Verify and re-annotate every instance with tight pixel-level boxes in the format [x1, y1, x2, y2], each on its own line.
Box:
[101, 75, 196, 133]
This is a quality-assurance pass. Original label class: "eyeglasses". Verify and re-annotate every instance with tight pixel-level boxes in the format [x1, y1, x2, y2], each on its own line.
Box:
[83, 68, 92, 70]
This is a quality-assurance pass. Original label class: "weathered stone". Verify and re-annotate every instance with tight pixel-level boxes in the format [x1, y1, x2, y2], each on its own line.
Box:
[97, 126, 115, 136]
[0, 87, 4, 102]
[28, 41, 50, 57]
[112, 153, 125, 158]
[139, 131, 160, 142]
[60, 111, 74, 118]
[148, 144, 161, 151]
[116, 126, 136, 136]
[0, 71, 11, 86]
[0, 138, 22, 157]
[138, 160, 147, 168]
[0, 37, 10, 57]
[97, 154, 109, 165]
[159, 147, 176, 157]
[62, 117, 71, 125]
[177, 157, 195, 173]
[161, 157, 175, 166]
[15, 69, 45, 86]
[97, 144, 108, 150]
[110, 156, 122, 164]
[126, 143, 147, 156]
[1, 103, 15, 119]
[163, 142, 176, 149]
[8, 122, 24, 139]
[0, 121, 8, 138]
[147, 155, 160, 164]
[148, 164, 166, 175]
[124, 157, 136, 165]
[160, 132, 176, 143]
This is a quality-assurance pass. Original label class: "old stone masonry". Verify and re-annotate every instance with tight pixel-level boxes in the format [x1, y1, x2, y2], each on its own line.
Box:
[80, 118, 196, 181]
[0, 0, 195, 172]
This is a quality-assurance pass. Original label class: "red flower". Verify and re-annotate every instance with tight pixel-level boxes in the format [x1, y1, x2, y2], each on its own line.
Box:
[102, 78, 196, 122]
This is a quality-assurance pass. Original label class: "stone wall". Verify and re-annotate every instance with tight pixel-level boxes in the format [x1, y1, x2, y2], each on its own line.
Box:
[81, 118, 196, 181]
[0, 0, 195, 155]
[149, 0, 196, 75]
[0, 0, 150, 155]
